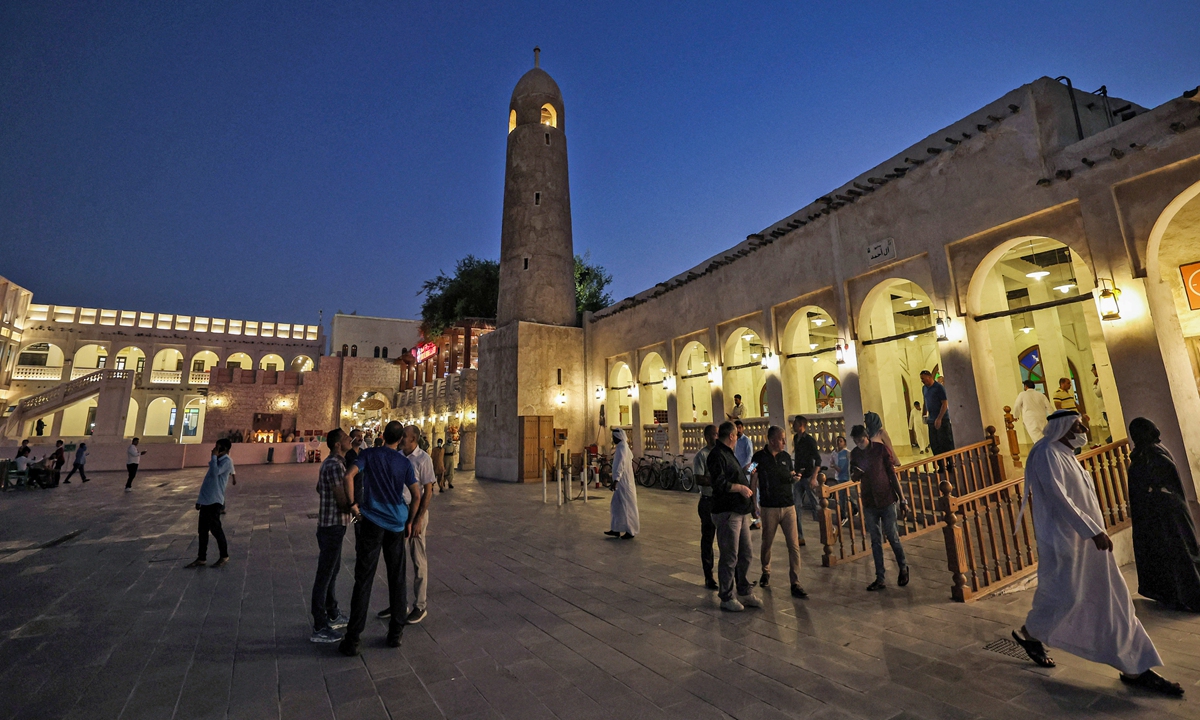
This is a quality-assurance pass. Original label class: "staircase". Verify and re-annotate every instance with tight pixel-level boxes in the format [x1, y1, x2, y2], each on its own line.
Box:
[4, 369, 136, 438]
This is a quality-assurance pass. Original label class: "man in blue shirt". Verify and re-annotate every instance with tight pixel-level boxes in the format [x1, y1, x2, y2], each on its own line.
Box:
[338, 420, 418, 656]
[920, 370, 955, 456]
[185, 439, 233, 568]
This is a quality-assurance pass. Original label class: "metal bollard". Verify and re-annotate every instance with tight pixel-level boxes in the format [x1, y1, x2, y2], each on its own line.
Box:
[556, 452, 562, 507]
[541, 449, 547, 504]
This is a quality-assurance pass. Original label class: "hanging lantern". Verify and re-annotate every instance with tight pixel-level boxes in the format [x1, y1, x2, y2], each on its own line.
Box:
[835, 339, 846, 364]
[934, 309, 951, 341]
[1097, 279, 1122, 320]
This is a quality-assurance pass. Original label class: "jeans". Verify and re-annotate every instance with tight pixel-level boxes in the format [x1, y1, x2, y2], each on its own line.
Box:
[126, 463, 139, 488]
[697, 495, 716, 581]
[864, 502, 906, 582]
[311, 524, 347, 630]
[408, 514, 428, 613]
[759, 506, 802, 586]
[345, 516, 407, 641]
[713, 511, 752, 601]
[64, 462, 87, 482]
[197, 503, 228, 561]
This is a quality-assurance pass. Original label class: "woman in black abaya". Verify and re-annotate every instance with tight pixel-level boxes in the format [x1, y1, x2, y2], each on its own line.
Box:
[1127, 417, 1200, 612]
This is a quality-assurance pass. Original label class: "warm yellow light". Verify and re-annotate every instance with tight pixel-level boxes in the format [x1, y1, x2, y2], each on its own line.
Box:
[556, 391, 566, 405]
[809, 343, 818, 350]
[1097, 282, 1122, 320]
[812, 318, 826, 326]
[741, 333, 753, 341]
[1026, 270, 1050, 280]
[904, 299, 920, 308]
[1053, 283, 1075, 294]
[907, 335, 917, 341]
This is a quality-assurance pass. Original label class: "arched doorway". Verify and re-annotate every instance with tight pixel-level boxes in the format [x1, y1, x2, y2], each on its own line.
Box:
[190, 350, 219, 373]
[607, 362, 633, 428]
[723, 327, 766, 418]
[226, 352, 252, 369]
[259, 353, 285, 371]
[113, 346, 146, 374]
[72, 344, 109, 377]
[152, 349, 183, 372]
[144, 397, 177, 436]
[858, 280, 941, 463]
[677, 341, 712, 423]
[1146, 181, 1200, 492]
[59, 396, 98, 436]
[181, 397, 206, 443]
[15, 342, 65, 380]
[639, 352, 668, 426]
[781, 306, 840, 417]
[125, 397, 139, 437]
[291, 355, 315, 372]
[966, 236, 1123, 455]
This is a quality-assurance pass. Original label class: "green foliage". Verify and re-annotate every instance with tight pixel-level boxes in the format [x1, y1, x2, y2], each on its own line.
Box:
[419, 252, 613, 336]
[575, 251, 613, 316]
[419, 255, 499, 338]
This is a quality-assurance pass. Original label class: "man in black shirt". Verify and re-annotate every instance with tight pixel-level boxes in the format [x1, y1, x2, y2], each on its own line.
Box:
[752, 426, 808, 598]
[707, 422, 761, 612]
[791, 416, 823, 543]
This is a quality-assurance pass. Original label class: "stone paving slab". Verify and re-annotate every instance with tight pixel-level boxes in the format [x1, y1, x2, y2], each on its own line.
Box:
[0, 463, 1196, 719]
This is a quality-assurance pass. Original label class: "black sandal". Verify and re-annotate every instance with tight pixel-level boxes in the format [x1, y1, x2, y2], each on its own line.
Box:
[1011, 631, 1056, 668]
[1120, 670, 1184, 697]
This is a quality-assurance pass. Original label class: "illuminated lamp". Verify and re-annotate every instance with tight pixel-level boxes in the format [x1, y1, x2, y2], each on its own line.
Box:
[835, 339, 846, 364]
[934, 309, 950, 341]
[1097, 279, 1122, 320]
[595, 386, 604, 400]
[809, 343, 818, 350]
[556, 391, 566, 405]
[812, 317, 826, 326]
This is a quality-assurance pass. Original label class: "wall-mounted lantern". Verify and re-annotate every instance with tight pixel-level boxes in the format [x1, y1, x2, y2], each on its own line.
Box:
[1097, 279, 1122, 320]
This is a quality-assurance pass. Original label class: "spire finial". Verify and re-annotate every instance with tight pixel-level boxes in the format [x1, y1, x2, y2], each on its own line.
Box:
[533, 46, 540, 68]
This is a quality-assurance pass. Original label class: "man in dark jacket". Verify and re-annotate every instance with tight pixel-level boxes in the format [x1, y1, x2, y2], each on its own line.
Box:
[849, 424, 909, 591]
[707, 422, 761, 612]
[791, 415, 823, 541]
[752, 426, 807, 598]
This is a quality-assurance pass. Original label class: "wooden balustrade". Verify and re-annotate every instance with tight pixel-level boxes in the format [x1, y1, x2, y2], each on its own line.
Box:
[818, 429, 1005, 567]
[940, 475, 1037, 602]
[1003, 406, 1022, 468]
[1078, 440, 1132, 532]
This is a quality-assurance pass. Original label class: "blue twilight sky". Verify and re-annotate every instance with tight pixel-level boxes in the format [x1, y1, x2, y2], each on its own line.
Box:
[3, 2, 1199, 330]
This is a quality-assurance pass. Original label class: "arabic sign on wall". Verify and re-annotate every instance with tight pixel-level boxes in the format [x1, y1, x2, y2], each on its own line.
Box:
[866, 237, 896, 267]
[1182, 261, 1200, 311]
[414, 342, 438, 363]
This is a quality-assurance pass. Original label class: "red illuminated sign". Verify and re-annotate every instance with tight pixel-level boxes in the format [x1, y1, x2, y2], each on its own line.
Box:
[414, 342, 438, 363]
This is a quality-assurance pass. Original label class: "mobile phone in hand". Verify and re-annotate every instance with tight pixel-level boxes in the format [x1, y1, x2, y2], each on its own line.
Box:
[747, 461, 758, 473]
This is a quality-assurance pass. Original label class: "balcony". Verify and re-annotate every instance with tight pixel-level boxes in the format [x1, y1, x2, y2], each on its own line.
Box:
[150, 370, 183, 384]
[189, 370, 211, 385]
[13, 365, 63, 381]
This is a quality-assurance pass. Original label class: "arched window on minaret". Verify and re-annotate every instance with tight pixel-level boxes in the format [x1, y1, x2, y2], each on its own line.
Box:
[509, 109, 517, 133]
[540, 103, 557, 128]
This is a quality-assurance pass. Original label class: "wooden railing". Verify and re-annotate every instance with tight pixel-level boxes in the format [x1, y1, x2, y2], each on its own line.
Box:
[1002, 406, 1023, 468]
[940, 475, 1037, 602]
[938, 438, 1131, 601]
[818, 428, 1005, 567]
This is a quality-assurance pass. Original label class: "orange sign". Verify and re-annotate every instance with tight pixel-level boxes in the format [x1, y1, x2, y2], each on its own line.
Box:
[1182, 262, 1200, 311]
[414, 342, 438, 363]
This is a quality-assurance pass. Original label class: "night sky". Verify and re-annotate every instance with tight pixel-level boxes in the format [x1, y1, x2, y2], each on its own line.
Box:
[3, 2, 1198, 330]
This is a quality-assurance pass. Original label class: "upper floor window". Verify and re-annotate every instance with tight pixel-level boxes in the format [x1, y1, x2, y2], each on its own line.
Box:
[350, 345, 357, 357]
[374, 346, 380, 358]
[382, 347, 389, 359]
[341, 344, 348, 357]
[540, 104, 557, 128]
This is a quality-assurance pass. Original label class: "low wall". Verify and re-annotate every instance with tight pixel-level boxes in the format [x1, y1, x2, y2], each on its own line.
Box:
[2, 441, 322, 473]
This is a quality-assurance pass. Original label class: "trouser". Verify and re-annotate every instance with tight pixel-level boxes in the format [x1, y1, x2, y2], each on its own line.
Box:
[929, 419, 955, 456]
[311, 524, 347, 630]
[436, 471, 445, 491]
[697, 495, 716, 580]
[713, 511, 752, 601]
[52, 462, 64, 485]
[197, 503, 228, 561]
[444, 461, 454, 486]
[408, 514, 428, 613]
[792, 480, 817, 539]
[864, 502, 906, 582]
[126, 463, 139, 488]
[64, 462, 87, 482]
[759, 506, 802, 586]
[345, 517, 407, 641]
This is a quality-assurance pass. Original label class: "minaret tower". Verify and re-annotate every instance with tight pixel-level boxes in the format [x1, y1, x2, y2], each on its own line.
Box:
[496, 47, 577, 327]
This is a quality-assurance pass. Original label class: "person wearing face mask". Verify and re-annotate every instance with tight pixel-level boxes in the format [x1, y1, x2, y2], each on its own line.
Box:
[1011, 410, 1183, 696]
[604, 428, 639, 539]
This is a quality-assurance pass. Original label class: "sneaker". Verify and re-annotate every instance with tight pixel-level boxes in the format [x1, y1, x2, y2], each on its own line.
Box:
[758, 572, 770, 588]
[405, 607, 427, 625]
[720, 598, 745, 612]
[338, 637, 361, 656]
[704, 577, 719, 590]
[866, 579, 886, 592]
[738, 593, 763, 608]
[621, 533, 635, 539]
[211, 557, 229, 568]
[328, 611, 349, 630]
[376, 607, 392, 619]
[310, 627, 343, 644]
[797, 538, 806, 547]
[386, 631, 403, 648]
[82, 478, 89, 483]
[125, 487, 131, 492]
[898, 565, 910, 587]
[791, 585, 809, 599]
[184, 559, 206, 568]
[63, 480, 71, 484]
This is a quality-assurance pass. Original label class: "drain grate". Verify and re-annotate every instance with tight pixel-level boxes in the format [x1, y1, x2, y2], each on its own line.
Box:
[983, 638, 1030, 660]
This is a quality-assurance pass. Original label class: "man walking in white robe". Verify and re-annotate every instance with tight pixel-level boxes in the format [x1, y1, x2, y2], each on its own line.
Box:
[1012, 380, 1053, 443]
[605, 428, 639, 539]
[1012, 409, 1183, 696]
[907, 402, 929, 453]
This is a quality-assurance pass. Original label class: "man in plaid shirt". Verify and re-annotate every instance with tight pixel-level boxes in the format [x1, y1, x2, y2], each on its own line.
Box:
[310, 428, 353, 643]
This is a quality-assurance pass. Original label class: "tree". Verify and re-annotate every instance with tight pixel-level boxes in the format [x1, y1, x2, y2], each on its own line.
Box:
[419, 255, 499, 338]
[575, 252, 613, 316]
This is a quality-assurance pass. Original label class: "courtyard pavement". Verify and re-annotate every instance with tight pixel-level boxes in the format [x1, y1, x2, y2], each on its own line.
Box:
[0, 463, 1197, 720]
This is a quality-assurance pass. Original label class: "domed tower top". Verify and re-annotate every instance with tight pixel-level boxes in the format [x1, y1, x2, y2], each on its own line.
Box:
[508, 47, 565, 134]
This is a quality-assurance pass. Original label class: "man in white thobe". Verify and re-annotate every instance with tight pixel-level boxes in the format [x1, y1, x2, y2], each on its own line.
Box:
[907, 402, 929, 452]
[605, 428, 640, 539]
[1012, 409, 1183, 696]
[1012, 380, 1053, 443]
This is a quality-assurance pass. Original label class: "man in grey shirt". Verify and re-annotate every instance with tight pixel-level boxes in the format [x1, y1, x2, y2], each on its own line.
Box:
[692, 424, 719, 590]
